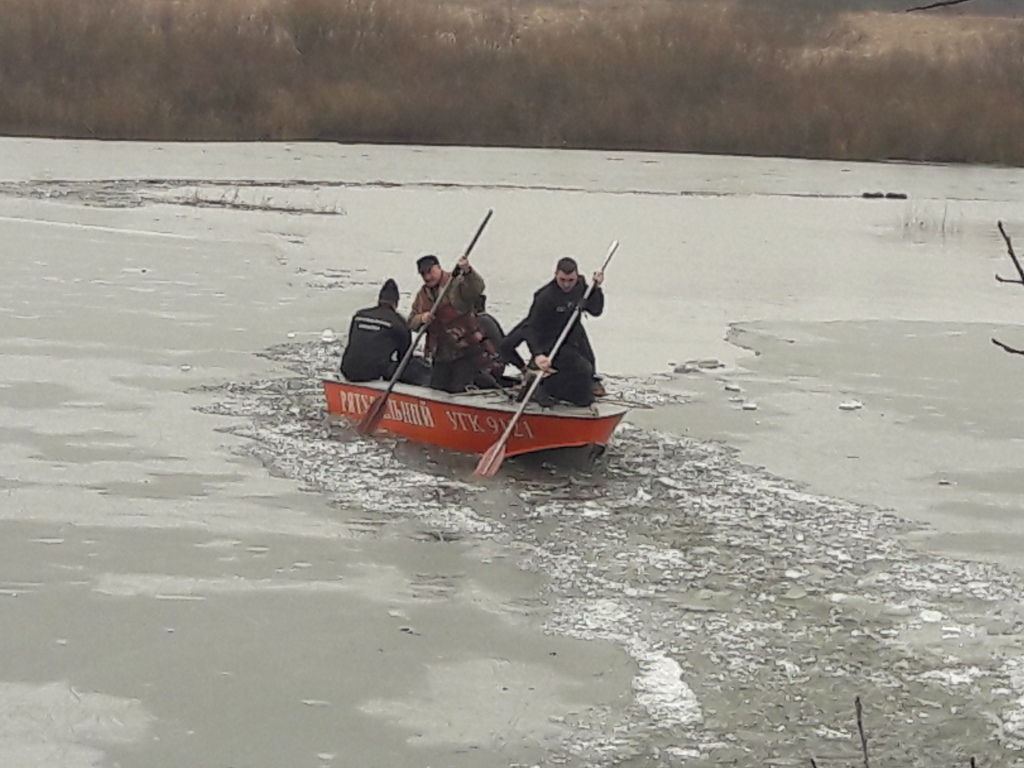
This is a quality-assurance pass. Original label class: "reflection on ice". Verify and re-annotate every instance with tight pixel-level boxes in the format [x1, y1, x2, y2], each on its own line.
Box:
[90, 563, 471, 606]
[361, 658, 576, 750]
[0, 681, 153, 768]
[92, 572, 351, 598]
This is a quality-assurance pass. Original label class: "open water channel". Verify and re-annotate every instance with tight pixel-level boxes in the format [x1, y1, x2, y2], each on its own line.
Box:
[2, 138, 1024, 767]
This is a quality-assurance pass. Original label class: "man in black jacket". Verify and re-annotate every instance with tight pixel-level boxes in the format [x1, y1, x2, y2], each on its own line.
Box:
[524, 256, 605, 406]
[340, 278, 429, 385]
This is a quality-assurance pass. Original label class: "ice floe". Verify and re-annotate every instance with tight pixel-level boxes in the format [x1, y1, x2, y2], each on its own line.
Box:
[196, 339, 1024, 767]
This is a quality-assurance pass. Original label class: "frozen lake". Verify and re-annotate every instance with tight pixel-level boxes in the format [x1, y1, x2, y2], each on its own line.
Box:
[3, 137, 1024, 767]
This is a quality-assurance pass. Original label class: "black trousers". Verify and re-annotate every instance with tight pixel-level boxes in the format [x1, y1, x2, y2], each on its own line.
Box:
[345, 356, 430, 386]
[498, 319, 529, 371]
[429, 356, 479, 393]
[543, 346, 595, 406]
[386, 357, 431, 387]
[500, 320, 598, 374]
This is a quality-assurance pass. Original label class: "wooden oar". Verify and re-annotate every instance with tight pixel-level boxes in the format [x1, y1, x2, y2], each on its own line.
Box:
[474, 240, 619, 477]
[357, 209, 494, 435]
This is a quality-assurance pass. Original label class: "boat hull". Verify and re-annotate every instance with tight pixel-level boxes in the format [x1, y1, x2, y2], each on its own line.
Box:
[322, 378, 628, 458]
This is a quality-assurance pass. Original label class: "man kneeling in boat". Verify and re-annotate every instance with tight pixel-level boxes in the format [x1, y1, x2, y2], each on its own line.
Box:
[524, 256, 605, 407]
[340, 278, 430, 385]
[410, 254, 501, 393]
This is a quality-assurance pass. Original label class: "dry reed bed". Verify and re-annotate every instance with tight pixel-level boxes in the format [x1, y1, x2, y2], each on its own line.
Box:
[1, 0, 1022, 164]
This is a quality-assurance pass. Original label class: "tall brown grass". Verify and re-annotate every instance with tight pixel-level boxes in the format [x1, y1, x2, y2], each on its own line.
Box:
[2, 0, 1023, 164]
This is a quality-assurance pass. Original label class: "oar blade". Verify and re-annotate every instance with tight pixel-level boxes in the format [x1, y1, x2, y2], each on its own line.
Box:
[473, 441, 507, 478]
[356, 395, 388, 435]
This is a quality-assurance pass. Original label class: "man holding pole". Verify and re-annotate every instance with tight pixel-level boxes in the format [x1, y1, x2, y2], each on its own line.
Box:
[409, 253, 498, 393]
[356, 210, 493, 436]
[524, 256, 605, 407]
[474, 242, 616, 477]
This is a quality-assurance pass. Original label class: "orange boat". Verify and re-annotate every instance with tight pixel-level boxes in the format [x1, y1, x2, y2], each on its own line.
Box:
[322, 378, 629, 460]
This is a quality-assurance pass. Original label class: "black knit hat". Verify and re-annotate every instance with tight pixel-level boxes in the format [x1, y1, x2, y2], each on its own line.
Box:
[378, 278, 400, 305]
[416, 254, 440, 274]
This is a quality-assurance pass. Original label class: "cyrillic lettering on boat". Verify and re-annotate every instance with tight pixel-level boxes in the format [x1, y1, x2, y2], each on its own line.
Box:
[418, 402, 435, 428]
[399, 400, 421, 426]
[365, 397, 436, 428]
[444, 409, 486, 433]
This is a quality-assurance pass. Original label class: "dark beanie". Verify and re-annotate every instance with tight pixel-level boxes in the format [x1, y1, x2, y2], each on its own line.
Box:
[416, 254, 440, 274]
[378, 278, 400, 304]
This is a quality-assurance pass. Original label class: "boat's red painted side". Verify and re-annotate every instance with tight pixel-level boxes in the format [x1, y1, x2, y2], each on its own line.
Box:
[322, 379, 628, 458]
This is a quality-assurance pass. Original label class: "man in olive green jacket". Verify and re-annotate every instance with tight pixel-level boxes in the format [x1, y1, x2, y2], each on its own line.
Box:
[409, 253, 496, 393]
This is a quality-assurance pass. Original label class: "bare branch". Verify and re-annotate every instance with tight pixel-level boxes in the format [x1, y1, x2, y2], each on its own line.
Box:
[907, 0, 974, 12]
[992, 224, 1024, 356]
[993, 338, 1024, 355]
[855, 696, 870, 768]
[997, 221, 1024, 286]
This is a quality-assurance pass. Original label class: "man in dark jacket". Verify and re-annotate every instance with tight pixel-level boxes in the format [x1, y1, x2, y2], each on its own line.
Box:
[340, 278, 429, 385]
[474, 294, 505, 355]
[524, 256, 605, 406]
[474, 294, 523, 388]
